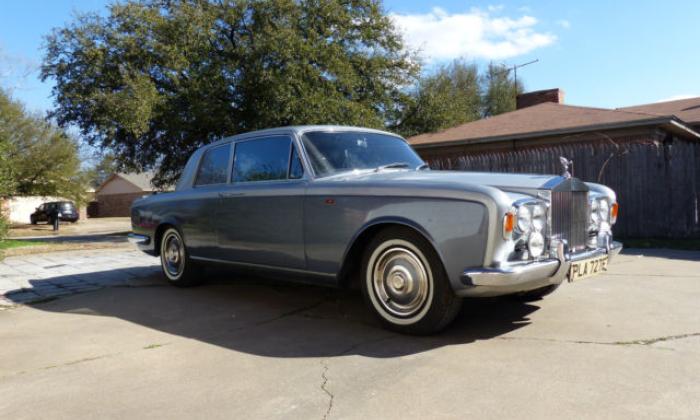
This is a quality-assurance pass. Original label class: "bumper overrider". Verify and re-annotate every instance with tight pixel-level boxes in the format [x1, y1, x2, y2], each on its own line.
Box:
[457, 241, 623, 297]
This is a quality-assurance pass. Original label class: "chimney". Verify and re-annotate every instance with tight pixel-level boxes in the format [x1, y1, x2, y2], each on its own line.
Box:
[516, 88, 565, 109]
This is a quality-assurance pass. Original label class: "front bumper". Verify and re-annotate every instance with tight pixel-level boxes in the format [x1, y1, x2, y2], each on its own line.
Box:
[456, 241, 623, 297]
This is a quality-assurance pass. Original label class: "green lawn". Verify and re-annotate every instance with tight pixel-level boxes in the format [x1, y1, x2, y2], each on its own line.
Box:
[0, 239, 47, 250]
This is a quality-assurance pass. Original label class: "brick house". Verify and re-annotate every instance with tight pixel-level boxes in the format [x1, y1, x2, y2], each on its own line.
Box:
[95, 172, 167, 217]
[407, 90, 700, 239]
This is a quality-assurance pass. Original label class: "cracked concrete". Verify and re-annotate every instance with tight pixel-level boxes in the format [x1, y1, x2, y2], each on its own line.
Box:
[320, 360, 334, 420]
[498, 332, 700, 348]
[0, 249, 699, 418]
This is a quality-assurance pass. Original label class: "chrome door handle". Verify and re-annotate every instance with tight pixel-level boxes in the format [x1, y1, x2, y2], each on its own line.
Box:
[218, 192, 244, 198]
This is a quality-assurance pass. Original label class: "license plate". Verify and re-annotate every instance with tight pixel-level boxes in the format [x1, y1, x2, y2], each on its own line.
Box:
[569, 256, 608, 282]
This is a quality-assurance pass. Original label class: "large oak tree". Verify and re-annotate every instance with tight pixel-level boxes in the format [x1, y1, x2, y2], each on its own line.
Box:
[42, 0, 418, 187]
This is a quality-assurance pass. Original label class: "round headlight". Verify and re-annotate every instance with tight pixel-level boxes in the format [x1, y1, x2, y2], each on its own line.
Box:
[516, 206, 532, 233]
[598, 199, 609, 222]
[528, 232, 545, 258]
[531, 204, 546, 231]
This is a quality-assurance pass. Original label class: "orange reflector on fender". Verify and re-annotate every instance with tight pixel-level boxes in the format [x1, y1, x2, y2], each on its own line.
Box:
[611, 202, 619, 223]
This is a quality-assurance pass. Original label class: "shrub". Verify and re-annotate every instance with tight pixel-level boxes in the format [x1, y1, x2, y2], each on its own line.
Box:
[0, 215, 7, 241]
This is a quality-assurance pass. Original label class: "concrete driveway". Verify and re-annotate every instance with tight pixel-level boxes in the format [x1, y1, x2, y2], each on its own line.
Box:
[1, 249, 699, 419]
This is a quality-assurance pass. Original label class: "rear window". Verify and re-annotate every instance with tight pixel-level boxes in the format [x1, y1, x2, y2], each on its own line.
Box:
[59, 202, 74, 210]
[195, 143, 232, 186]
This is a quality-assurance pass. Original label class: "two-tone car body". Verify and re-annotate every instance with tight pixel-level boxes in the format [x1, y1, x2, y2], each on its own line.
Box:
[130, 126, 621, 334]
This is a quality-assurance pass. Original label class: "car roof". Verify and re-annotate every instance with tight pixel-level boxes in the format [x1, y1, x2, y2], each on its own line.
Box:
[206, 125, 403, 148]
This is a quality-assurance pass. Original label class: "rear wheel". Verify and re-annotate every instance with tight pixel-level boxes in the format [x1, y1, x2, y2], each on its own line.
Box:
[30, 216, 37, 225]
[361, 227, 462, 335]
[159, 227, 202, 287]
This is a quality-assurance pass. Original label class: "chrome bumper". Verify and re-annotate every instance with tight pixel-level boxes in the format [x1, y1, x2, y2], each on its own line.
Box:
[457, 241, 623, 297]
[127, 233, 151, 246]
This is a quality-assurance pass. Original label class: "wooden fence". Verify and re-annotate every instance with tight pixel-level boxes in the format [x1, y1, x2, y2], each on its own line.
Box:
[420, 135, 700, 239]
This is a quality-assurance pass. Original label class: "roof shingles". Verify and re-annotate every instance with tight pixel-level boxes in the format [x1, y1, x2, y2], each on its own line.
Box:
[408, 97, 700, 147]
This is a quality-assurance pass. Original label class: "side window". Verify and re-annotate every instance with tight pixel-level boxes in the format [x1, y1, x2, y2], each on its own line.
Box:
[195, 144, 231, 186]
[289, 146, 304, 179]
[232, 136, 291, 182]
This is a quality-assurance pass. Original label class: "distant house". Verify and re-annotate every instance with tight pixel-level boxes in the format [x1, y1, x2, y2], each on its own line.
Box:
[95, 172, 168, 217]
[408, 90, 700, 239]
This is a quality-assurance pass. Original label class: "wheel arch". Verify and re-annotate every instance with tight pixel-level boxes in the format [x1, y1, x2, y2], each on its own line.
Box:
[153, 218, 183, 256]
[337, 217, 447, 289]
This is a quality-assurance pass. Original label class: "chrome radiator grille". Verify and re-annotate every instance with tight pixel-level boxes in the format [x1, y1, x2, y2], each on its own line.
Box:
[551, 190, 589, 252]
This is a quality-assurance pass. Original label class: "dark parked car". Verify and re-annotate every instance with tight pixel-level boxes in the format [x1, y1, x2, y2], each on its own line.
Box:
[129, 126, 621, 334]
[30, 201, 79, 224]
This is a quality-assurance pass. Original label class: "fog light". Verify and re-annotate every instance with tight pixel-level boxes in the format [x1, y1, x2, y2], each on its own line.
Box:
[528, 232, 545, 258]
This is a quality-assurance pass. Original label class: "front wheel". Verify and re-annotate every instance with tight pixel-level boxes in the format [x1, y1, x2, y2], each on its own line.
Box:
[361, 227, 462, 335]
[160, 227, 202, 287]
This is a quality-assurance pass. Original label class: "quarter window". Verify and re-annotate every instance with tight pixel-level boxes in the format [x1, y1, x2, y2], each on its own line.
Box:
[232, 136, 292, 182]
[195, 143, 231, 186]
[289, 146, 304, 179]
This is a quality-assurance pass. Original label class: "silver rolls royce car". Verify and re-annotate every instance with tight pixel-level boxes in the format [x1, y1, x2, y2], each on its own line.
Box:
[129, 126, 622, 334]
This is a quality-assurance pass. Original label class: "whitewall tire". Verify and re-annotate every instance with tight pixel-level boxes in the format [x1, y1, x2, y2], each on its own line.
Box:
[361, 227, 462, 335]
[159, 227, 202, 287]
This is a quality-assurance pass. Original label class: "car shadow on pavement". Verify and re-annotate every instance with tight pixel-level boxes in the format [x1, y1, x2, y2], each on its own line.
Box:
[17, 267, 541, 359]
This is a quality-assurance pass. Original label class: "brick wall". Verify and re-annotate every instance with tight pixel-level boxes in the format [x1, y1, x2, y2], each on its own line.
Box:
[516, 88, 565, 109]
[96, 192, 148, 217]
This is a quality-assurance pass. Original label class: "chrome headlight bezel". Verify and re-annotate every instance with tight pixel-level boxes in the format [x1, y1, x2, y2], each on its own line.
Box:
[598, 199, 610, 223]
[589, 196, 615, 231]
[513, 200, 548, 236]
[516, 206, 532, 234]
[511, 198, 549, 259]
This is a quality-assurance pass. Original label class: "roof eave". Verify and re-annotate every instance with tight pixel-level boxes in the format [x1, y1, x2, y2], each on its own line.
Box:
[411, 116, 689, 149]
[665, 119, 700, 140]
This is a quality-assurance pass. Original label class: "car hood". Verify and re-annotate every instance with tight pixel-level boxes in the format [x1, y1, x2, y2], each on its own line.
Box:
[321, 169, 564, 193]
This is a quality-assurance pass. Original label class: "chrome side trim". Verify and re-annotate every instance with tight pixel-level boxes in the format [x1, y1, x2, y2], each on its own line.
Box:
[127, 233, 150, 246]
[189, 255, 336, 278]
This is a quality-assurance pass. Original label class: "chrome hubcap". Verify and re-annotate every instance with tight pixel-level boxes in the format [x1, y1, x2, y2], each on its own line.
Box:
[372, 247, 429, 317]
[163, 234, 183, 277]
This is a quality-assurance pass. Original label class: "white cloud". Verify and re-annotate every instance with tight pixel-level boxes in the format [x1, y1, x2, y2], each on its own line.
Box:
[656, 94, 698, 103]
[391, 7, 556, 61]
[556, 19, 571, 29]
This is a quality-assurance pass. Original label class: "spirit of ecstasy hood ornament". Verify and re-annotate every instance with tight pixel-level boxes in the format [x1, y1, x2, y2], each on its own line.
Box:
[559, 156, 573, 179]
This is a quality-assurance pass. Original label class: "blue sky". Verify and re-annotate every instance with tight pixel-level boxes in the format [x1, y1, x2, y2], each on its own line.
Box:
[1, 0, 699, 114]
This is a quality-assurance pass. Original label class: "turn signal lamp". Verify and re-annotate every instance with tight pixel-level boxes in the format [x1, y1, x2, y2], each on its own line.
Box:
[503, 212, 515, 239]
[611, 202, 619, 224]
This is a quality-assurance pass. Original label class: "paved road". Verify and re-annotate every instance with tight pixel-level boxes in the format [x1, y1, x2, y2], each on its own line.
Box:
[1, 249, 699, 419]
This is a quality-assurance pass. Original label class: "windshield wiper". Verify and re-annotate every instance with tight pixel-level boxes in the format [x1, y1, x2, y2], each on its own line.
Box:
[416, 163, 430, 171]
[374, 162, 411, 172]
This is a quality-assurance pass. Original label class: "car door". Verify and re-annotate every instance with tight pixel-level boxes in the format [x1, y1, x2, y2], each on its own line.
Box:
[36, 204, 46, 221]
[216, 134, 306, 269]
[182, 142, 233, 259]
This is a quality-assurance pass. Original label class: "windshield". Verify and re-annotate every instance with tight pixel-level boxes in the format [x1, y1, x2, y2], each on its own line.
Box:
[301, 131, 424, 178]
